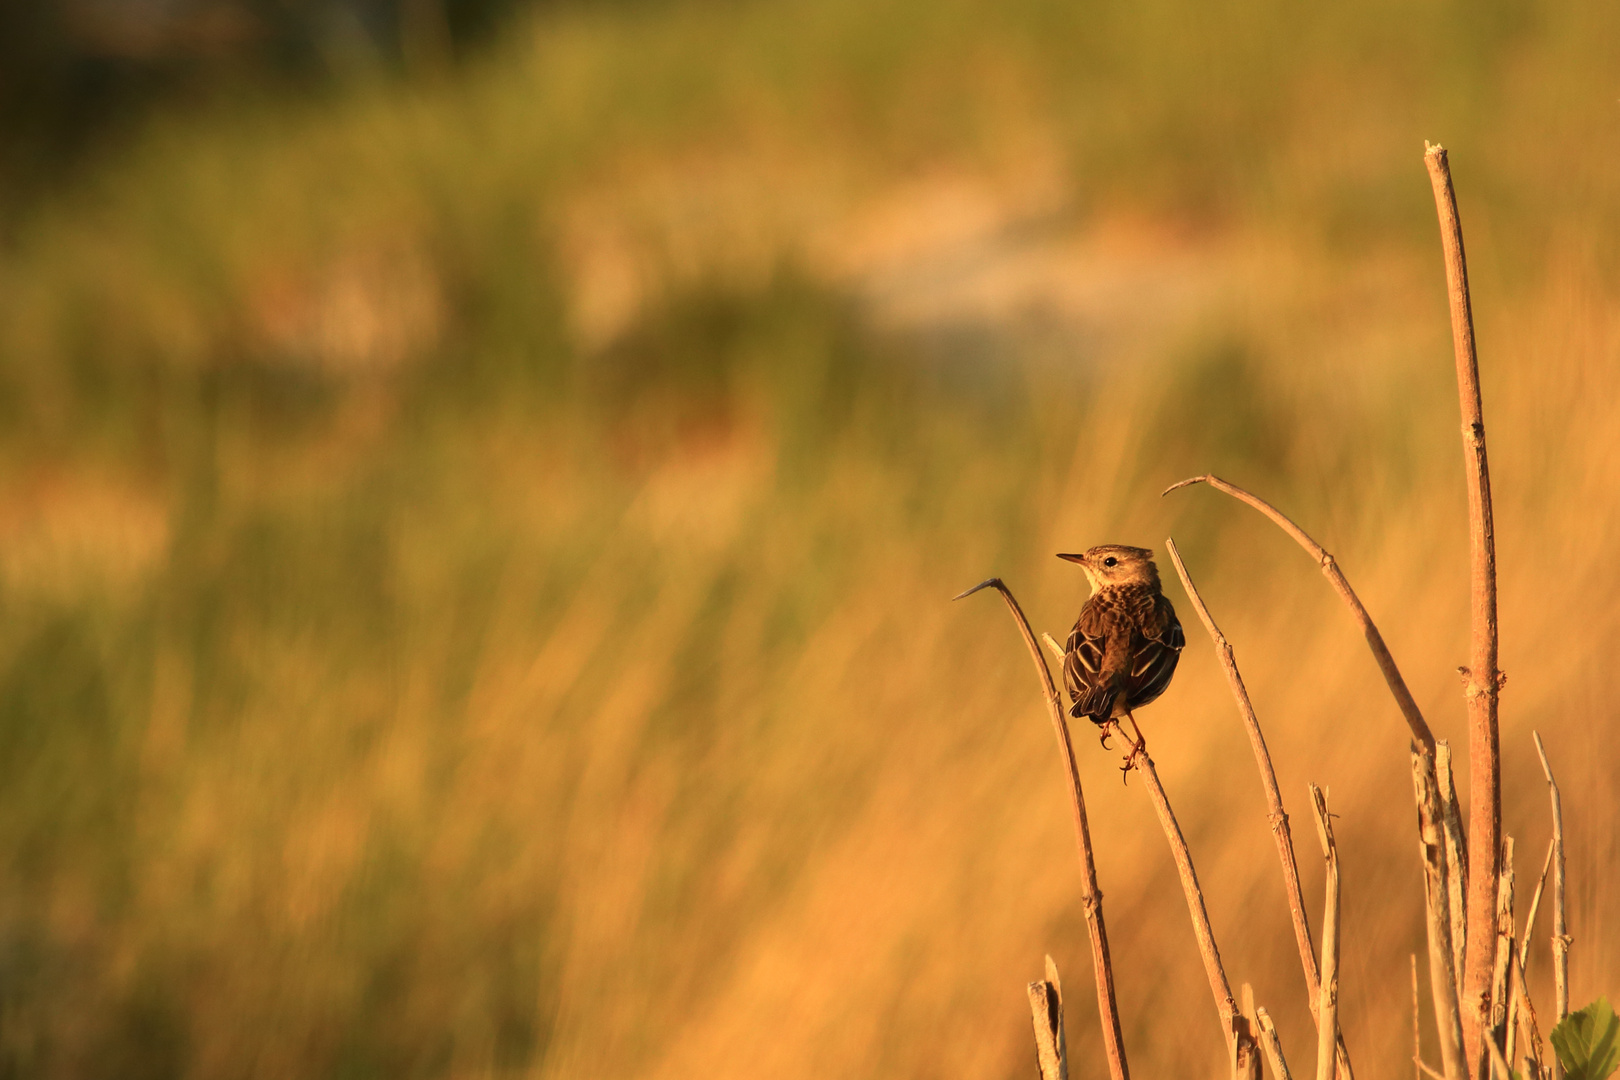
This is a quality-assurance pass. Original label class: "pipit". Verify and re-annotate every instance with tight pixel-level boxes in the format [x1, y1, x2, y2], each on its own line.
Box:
[1057, 544, 1185, 770]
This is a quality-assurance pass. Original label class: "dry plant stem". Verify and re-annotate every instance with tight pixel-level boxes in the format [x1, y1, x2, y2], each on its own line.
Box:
[1413, 747, 1467, 1080]
[1518, 839, 1554, 975]
[1113, 721, 1239, 1056]
[1489, 837, 1516, 1054]
[1417, 1060, 1447, 1080]
[1426, 143, 1503, 1072]
[1164, 544, 1313, 977]
[1507, 838, 1555, 1065]
[1028, 954, 1070, 1080]
[1503, 946, 1523, 1072]
[954, 578, 1130, 1080]
[1257, 1007, 1295, 1080]
[1533, 732, 1569, 1057]
[1235, 984, 1262, 1080]
[1162, 475, 1435, 755]
[1485, 1034, 1514, 1080]
[1310, 785, 1341, 1080]
[1509, 949, 1545, 1080]
[1164, 539, 1357, 1078]
[1438, 741, 1470, 993]
[1414, 955, 1423, 1080]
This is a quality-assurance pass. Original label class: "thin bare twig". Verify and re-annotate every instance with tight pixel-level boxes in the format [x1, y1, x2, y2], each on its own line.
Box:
[1257, 1006, 1295, 1080]
[1533, 731, 1569, 1080]
[1028, 954, 1070, 1080]
[1506, 839, 1553, 1069]
[1416, 1058, 1447, 1080]
[1486, 1033, 1514, 1080]
[1162, 474, 1434, 754]
[1519, 839, 1555, 974]
[1110, 721, 1239, 1057]
[1311, 785, 1341, 1080]
[1042, 631, 1065, 665]
[1509, 943, 1547, 1079]
[955, 578, 1129, 1080]
[1426, 142, 1503, 1074]
[1413, 747, 1467, 1080]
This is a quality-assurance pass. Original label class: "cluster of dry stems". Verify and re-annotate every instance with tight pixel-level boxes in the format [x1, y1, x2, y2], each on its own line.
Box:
[963, 148, 1574, 1080]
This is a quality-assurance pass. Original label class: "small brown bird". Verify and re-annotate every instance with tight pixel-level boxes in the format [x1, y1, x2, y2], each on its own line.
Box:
[1058, 545, 1184, 760]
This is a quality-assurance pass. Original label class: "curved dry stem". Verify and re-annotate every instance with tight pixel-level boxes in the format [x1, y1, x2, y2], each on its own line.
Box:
[955, 578, 1129, 1080]
[1162, 475, 1435, 754]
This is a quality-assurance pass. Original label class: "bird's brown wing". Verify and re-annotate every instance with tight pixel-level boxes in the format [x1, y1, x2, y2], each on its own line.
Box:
[1124, 592, 1184, 710]
[1064, 596, 1119, 722]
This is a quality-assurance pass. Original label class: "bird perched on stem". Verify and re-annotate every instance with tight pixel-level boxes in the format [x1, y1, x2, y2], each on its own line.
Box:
[1058, 545, 1184, 770]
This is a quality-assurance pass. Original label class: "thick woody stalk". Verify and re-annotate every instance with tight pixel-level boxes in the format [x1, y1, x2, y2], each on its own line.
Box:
[1425, 143, 1502, 1074]
[955, 578, 1130, 1080]
[1165, 538, 1353, 1079]
[1310, 785, 1341, 1080]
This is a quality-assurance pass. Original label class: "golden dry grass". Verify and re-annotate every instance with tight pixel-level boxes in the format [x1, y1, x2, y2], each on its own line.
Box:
[0, 1, 1618, 1077]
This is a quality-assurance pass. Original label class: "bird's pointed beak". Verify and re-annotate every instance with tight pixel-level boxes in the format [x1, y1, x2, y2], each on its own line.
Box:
[1056, 552, 1087, 564]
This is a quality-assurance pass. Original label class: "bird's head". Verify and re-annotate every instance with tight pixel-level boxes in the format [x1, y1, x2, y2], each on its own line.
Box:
[1056, 545, 1161, 593]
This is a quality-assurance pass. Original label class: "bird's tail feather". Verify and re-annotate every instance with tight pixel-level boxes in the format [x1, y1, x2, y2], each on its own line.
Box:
[1069, 686, 1118, 724]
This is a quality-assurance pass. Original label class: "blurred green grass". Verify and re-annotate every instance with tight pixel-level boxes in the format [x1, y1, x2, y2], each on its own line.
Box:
[0, 0, 1619, 1076]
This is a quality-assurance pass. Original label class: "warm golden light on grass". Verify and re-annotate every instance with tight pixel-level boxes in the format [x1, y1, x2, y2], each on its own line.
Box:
[0, 1, 1617, 1077]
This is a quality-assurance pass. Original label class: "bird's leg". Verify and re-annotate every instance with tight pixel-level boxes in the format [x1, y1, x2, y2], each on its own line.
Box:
[1118, 710, 1149, 775]
[1097, 721, 1113, 750]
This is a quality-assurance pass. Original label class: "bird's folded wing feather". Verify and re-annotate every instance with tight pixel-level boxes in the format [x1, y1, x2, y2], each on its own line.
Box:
[1067, 594, 1139, 718]
[1126, 594, 1183, 701]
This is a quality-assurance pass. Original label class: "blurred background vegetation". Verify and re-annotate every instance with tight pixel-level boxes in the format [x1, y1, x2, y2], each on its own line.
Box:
[0, 0, 1618, 1077]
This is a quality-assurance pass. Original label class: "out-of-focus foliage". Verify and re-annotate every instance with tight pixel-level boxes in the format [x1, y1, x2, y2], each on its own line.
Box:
[0, 0, 1619, 1077]
[0, 0, 526, 195]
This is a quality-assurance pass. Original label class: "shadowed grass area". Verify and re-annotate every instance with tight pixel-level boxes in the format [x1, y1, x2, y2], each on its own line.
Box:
[0, 0, 1618, 1077]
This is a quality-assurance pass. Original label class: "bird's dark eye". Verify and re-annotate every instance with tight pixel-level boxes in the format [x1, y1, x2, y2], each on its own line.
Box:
[1104, 556, 1118, 567]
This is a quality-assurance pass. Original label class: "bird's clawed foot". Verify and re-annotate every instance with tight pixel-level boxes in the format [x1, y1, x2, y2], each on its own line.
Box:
[1109, 718, 1148, 782]
[1120, 736, 1148, 776]
[1097, 726, 1113, 750]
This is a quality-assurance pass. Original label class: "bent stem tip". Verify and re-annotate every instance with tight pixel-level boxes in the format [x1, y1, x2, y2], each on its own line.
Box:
[1162, 475, 1213, 497]
[952, 577, 1004, 602]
